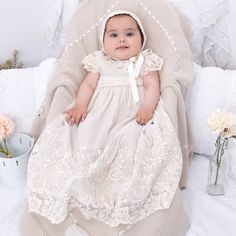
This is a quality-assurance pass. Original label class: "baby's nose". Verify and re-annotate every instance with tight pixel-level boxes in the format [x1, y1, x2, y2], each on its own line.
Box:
[119, 37, 126, 42]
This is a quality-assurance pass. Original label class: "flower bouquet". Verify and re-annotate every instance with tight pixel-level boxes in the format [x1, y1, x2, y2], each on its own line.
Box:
[0, 115, 34, 187]
[207, 111, 236, 195]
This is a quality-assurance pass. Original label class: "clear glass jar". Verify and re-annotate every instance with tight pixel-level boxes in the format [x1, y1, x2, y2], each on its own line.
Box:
[207, 135, 228, 195]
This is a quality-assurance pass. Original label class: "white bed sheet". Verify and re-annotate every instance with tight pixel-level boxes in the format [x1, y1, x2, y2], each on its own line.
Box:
[0, 154, 236, 236]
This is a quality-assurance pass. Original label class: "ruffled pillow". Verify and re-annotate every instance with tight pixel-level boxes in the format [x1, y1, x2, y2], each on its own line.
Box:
[0, 58, 56, 133]
[185, 62, 236, 156]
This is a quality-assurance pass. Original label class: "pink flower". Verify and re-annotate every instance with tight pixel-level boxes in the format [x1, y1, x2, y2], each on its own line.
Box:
[0, 115, 15, 141]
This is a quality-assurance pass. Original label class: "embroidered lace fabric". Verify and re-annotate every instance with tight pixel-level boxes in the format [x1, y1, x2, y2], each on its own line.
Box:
[28, 50, 182, 226]
[201, 0, 230, 68]
[168, 0, 230, 68]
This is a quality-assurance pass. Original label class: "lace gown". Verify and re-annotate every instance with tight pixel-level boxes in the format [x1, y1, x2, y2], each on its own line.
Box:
[28, 49, 183, 227]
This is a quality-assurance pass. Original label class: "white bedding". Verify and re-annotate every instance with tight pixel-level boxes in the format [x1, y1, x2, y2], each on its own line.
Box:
[1, 154, 236, 236]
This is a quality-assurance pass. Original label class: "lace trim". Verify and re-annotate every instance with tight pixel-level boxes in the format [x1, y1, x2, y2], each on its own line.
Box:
[29, 142, 182, 226]
[201, 0, 230, 67]
[168, 0, 230, 68]
[201, 0, 228, 29]
[202, 20, 231, 68]
[82, 49, 163, 74]
[143, 51, 163, 74]
[82, 51, 99, 73]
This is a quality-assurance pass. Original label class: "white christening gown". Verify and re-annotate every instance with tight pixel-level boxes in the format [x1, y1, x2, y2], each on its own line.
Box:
[28, 49, 183, 227]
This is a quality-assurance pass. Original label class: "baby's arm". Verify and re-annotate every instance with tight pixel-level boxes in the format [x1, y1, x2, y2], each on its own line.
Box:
[64, 72, 100, 125]
[136, 70, 160, 125]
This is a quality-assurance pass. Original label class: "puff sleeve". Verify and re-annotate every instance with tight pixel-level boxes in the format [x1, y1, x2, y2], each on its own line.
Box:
[82, 51, 99, 73]
[143, 50, 163, 75]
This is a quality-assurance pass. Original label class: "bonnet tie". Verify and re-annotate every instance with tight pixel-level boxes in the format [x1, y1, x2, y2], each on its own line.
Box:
[128, 54, 144, 104]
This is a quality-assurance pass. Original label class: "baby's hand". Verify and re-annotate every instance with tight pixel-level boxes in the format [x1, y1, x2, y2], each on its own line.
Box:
[136, 105, 154, 125]
[64, 104, 87, 126]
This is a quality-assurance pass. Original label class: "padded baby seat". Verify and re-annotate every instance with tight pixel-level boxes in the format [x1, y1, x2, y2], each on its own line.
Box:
[22, 0, 193, 235]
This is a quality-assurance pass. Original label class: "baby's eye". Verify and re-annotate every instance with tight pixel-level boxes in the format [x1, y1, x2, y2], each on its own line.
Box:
[110, 33, 118, 38]
[126, 32, 135, 37]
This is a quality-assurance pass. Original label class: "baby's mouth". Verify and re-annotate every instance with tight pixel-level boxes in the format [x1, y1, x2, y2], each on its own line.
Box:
[116, 46, 129, 50]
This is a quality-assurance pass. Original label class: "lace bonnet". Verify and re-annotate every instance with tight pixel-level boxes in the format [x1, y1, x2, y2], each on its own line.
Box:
[99, 10, 147, 51]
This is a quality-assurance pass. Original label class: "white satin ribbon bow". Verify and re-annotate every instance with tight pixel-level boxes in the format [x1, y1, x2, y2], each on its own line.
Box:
[128, 54, 144, 104]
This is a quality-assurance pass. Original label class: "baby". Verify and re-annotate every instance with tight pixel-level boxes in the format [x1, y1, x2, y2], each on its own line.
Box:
[27, 10, 182, 229]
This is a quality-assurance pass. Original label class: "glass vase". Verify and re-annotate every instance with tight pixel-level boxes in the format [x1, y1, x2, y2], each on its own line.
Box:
[207, 135, 228, 195]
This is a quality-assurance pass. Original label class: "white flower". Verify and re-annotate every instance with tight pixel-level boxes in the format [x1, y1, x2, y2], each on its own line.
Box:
[223, 123, 236, 138]
[207, 111, 236, 136]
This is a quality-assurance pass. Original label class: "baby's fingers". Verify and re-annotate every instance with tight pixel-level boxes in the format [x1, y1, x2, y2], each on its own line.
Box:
[136, 114, 143, 125]
[63, 108, 72, 114]
[75, 114, 82, 125]
[81, 112, 87, 121]
[140, 117, 147, 126]
[142, 115, 152, 125]
[136, 113, 149, 125]
[65, 112, 73, 123]
[141, 118, 149, 125]
[65, 112, 77, 125]
[70, 112, 80, 126]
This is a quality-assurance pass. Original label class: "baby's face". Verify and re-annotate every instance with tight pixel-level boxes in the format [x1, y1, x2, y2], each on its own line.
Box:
[103, 15, 142, 60]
